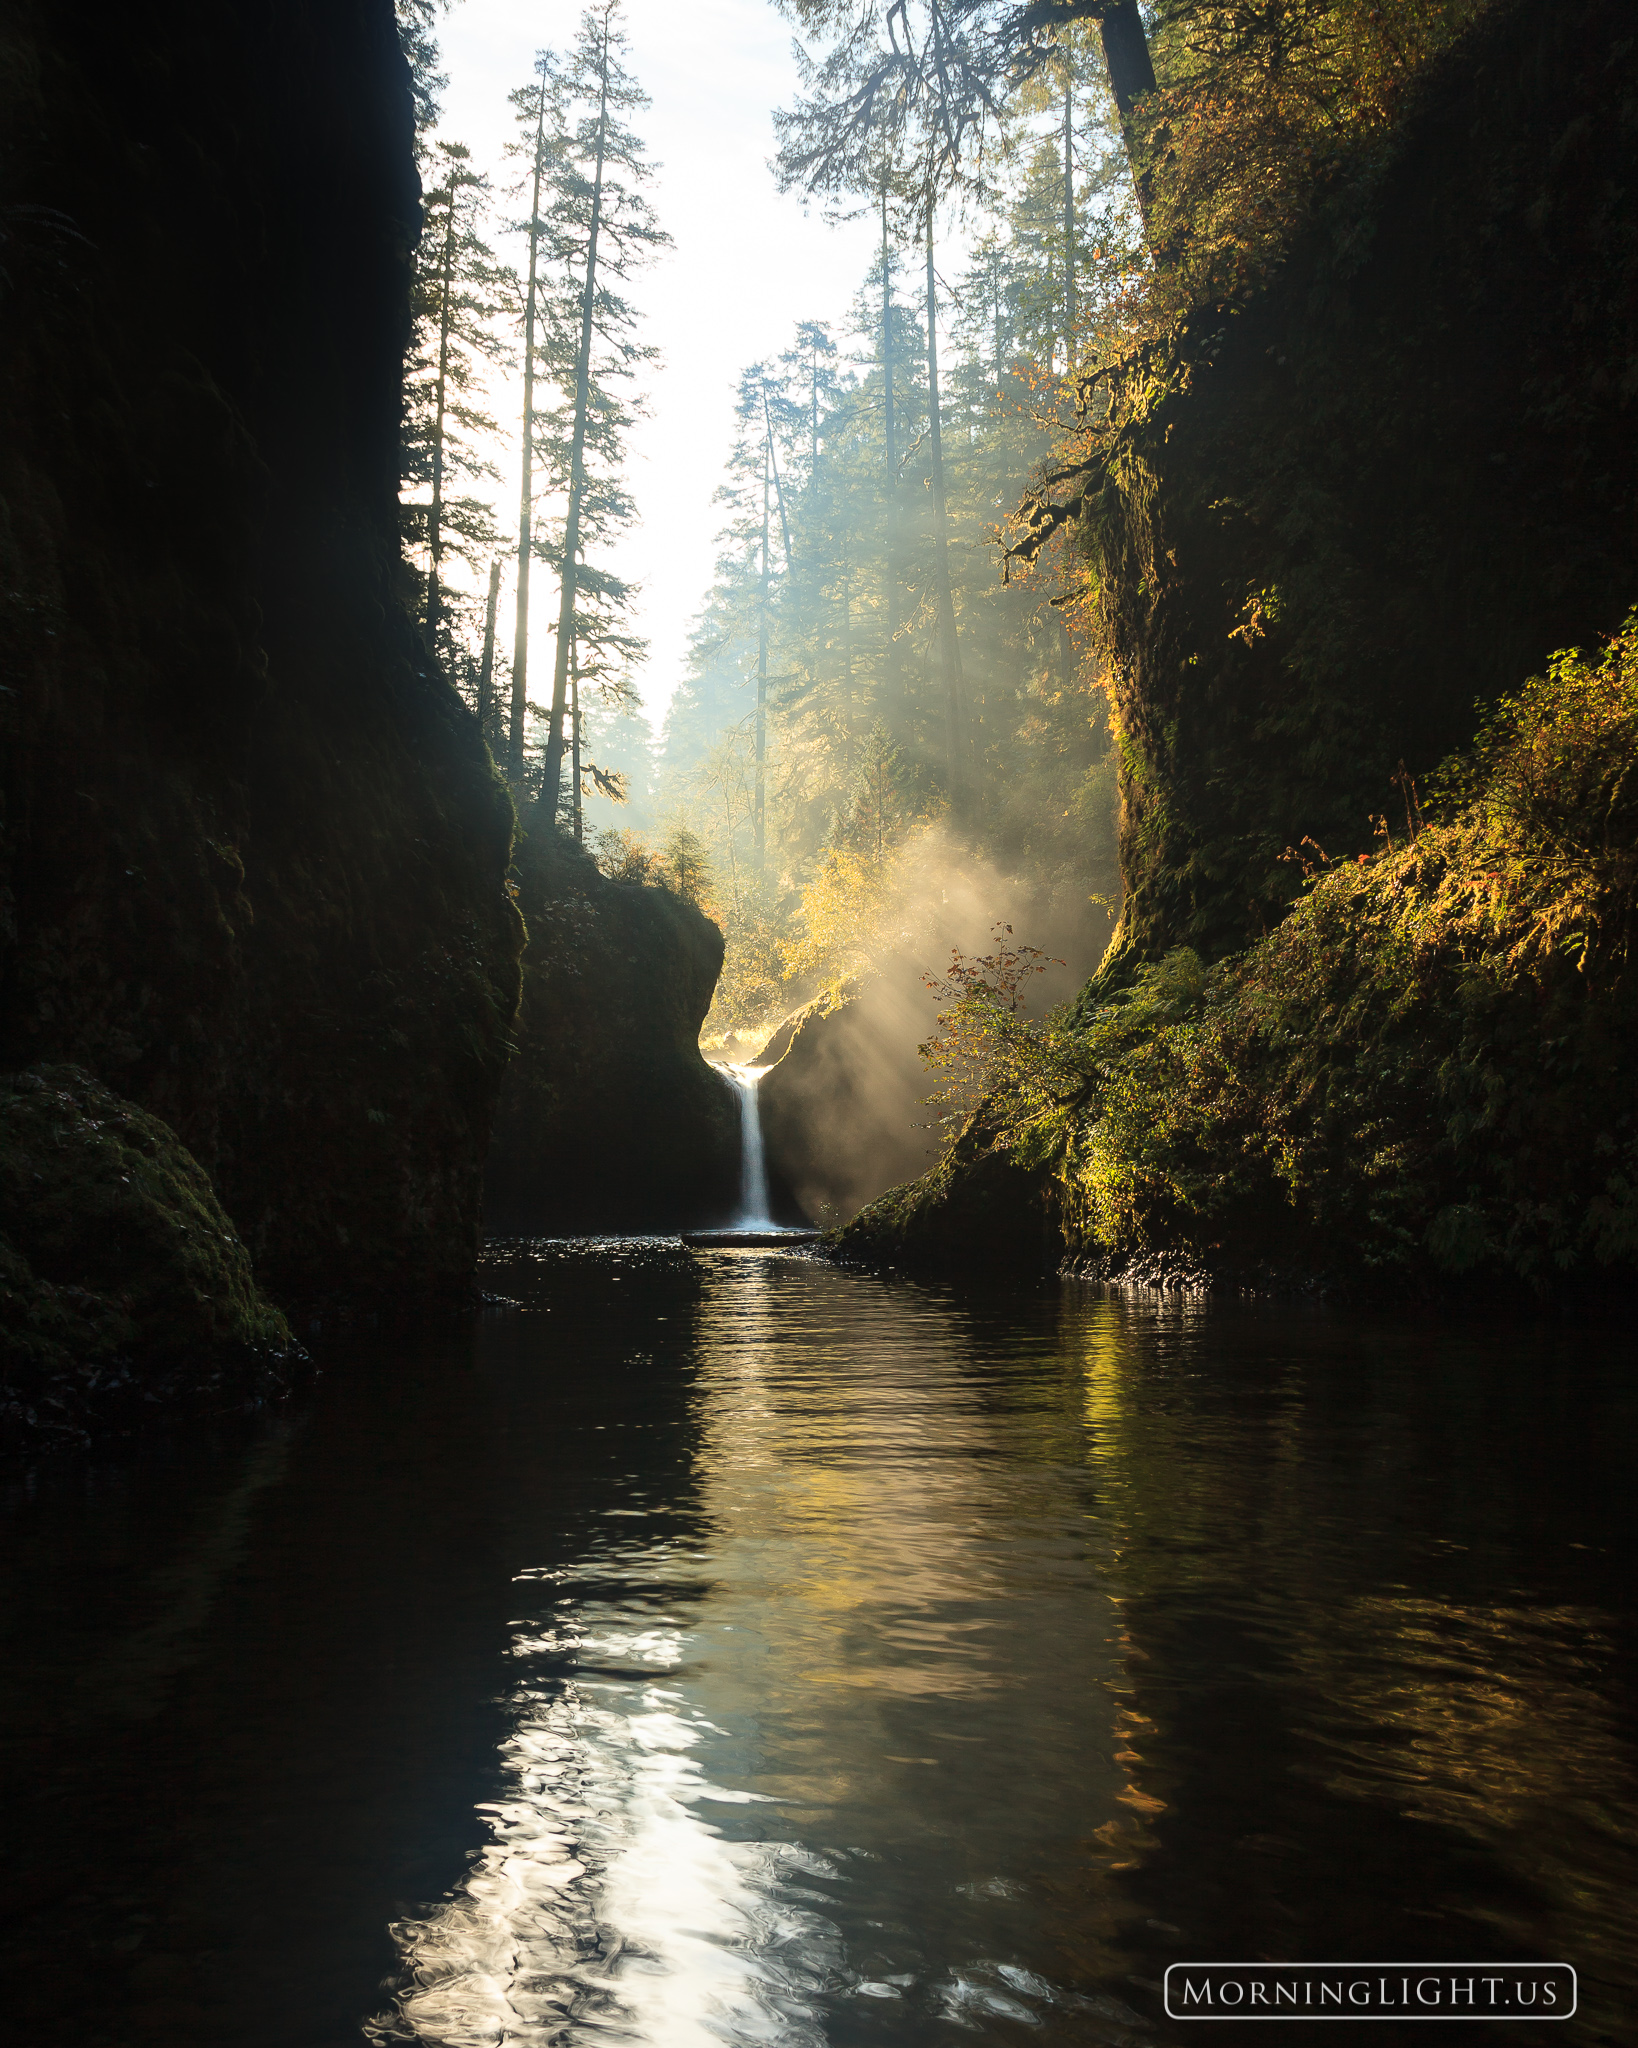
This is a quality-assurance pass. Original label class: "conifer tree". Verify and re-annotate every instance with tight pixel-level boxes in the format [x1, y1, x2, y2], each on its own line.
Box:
[920, 195, 970, 805]
[534, 1, 668, 827]
[730, 364, 802, 868]
[504, 56, 557, 777]
[875, 186, 906, 739]
[475, 556, 502, 729]
[405, 141, 507, 650]
[395, 0, 447, 153]
[773, 1, 1154, 218]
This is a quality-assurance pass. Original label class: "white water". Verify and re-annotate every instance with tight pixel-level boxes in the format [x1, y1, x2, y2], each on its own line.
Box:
[724, 1064, 772, 1226]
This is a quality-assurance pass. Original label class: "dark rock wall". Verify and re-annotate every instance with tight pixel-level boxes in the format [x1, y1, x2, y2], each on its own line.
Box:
[485, 832, 740, 1234]
[0, 0, 522, 1298]
[1083, 0, 1638, 972]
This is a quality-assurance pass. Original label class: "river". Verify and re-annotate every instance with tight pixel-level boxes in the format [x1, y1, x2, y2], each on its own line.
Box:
[1, 1241, 1633, 2045]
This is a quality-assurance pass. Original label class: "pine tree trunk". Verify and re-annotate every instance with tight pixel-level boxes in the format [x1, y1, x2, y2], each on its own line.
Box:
[541, 35, 611, 826]
[924, 211, 967, 807]
[755, 442, 769, 873]
[509, 90, 548, 776]
[765, 392, 793, 573]
[570, 640, 582, 846]
[992, 249, 1004, 391]
[1098, 0, 1157, 230]
[841, 562, 853, 779]
[880, 184, 902, 739]
[425, 183, 459, 641]
[476, 555, 501, 728]
[1063, 61, 1077, 374]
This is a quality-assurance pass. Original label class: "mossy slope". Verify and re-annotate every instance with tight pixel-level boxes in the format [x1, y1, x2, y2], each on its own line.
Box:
[1083, 0, 1638, 968]
[1, 1067, 298, 1442]
[842, 618, 1638, 1295]
[840, 1, 1638, 1292]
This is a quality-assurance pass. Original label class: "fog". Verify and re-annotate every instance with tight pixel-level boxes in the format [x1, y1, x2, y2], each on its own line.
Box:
[756, 838, 1117, 1226]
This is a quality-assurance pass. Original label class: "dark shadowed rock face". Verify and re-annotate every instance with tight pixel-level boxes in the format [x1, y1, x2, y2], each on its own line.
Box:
[0, 1067, 299, 1443]
[0, 1, 523, 1304]
[1086, 0, 1638, 972]
[485, 832, 740, 1233]
[829, 1113, 1061, 1273]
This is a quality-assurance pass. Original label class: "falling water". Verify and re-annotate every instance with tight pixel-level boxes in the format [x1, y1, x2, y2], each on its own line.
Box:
[726, 1064, 771, 1225]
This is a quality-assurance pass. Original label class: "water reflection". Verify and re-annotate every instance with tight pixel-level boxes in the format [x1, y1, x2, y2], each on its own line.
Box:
[2, 1247, 1634, 2047]
[370, 1253, 1146, 2044]
[372, 1546, 834, 2045]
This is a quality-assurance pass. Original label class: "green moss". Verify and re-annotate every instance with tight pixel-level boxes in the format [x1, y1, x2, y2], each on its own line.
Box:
[1, 1066, 296, 1441]
[1052, 0, 1638, 969]
[845, 618, 1638, 1295]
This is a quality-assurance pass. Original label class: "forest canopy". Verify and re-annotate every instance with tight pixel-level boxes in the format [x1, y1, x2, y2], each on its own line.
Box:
[394, 0, 1499, 1052]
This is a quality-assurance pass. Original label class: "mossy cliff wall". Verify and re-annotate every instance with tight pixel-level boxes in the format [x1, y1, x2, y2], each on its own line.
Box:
[0, 1, 522, 1300]
[838, 0, 1638, 1283]
[1087, 0, 1637, 972]
[485, 831, 740, 1234]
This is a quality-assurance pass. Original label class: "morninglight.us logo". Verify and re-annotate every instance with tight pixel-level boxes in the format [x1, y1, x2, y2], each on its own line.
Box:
[1163, 1963, 1576, 2021]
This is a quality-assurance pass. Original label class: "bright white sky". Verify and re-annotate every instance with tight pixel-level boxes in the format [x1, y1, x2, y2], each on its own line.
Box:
[435, 0, 886, 729]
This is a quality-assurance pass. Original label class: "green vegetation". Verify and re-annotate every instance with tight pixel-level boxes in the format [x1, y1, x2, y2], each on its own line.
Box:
[852, 618, 1638, 1290]
[611, 2, 1490, 1051]
[1, 1068, 296, 1439]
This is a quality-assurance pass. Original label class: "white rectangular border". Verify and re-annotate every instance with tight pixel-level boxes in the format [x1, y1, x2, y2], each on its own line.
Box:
[1162, 1963, 1577, 2021]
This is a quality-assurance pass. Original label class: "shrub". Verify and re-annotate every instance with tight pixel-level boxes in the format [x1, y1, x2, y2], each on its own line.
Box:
[935, 613, 1638, 1288]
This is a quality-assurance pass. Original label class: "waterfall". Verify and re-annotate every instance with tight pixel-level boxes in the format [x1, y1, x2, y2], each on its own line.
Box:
[726, 1065, 771, 1225]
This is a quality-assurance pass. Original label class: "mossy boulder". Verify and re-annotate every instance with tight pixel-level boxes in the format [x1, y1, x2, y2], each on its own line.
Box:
[485, 829, 741, 1231]
[830, 1111, 1060, 1271]
[0, 1066, 296, 1443]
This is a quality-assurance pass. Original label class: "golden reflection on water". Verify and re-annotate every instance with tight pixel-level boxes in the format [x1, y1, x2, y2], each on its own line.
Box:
[368, 1257, 1139, 2045]
[1294, 1593, 1638, 1991]
[367, 1256, 1638, 2046]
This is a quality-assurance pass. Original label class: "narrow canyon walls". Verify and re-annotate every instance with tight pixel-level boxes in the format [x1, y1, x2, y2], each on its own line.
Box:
[0, 0, 523, 1301]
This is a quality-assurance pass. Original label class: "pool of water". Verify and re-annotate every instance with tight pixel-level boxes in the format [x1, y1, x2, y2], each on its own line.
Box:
[1, 1242, 1633, 2044]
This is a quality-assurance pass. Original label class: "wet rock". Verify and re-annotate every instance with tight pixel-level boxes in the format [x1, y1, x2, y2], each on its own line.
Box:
[0, 1066, 298, 1445]
[485, 832, 740, 1232]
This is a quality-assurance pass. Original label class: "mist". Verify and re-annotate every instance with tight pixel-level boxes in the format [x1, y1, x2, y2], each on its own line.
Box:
[755, 833, 1117, 1226]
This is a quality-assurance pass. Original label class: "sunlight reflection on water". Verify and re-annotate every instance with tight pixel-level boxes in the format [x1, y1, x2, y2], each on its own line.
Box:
[369, 1550, 836, 2045]
[364, 1251, 1137, 2045]
[356, 1244, 1636, 2048]
[5, 1242, 1635, 2048]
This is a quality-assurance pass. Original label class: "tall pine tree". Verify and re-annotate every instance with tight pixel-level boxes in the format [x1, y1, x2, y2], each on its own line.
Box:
[533, 1, 668, 827]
